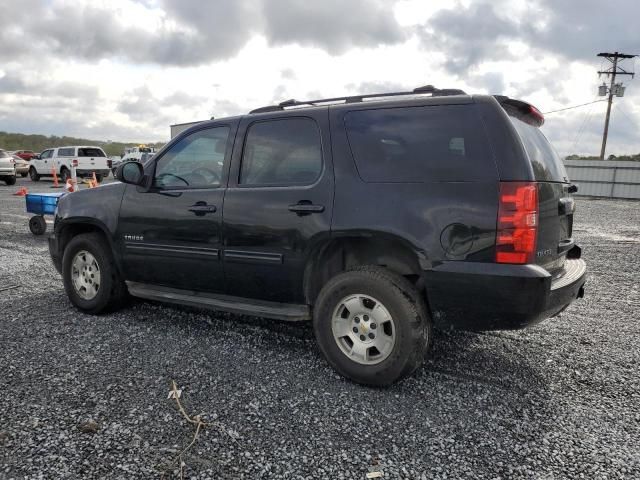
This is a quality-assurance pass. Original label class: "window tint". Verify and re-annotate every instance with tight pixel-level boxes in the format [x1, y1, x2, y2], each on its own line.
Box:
[344, 105, 495, 183]
[240, 118, 322, 186]
[58, 148, 75, 157]
[510, 118, 569, 182]
[78, 148, 105, 157]
[154, 126, 229, 189]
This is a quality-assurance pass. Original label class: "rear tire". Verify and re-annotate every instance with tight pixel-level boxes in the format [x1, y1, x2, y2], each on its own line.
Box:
[95, 174, 103, 183]
[20, 172, 28, 178]
[29, 167, 40, 181]
[62, 233, 128, 314]
[5, 175, 16, 185]
[60, 167, 70, 183]
[313, 266, 431, 386]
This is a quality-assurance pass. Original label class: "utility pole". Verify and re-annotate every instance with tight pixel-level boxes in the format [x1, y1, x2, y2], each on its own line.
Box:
[597, 52, 636, 160]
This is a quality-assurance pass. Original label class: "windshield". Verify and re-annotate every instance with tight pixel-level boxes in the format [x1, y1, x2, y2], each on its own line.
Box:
[510, 117, 569, 182]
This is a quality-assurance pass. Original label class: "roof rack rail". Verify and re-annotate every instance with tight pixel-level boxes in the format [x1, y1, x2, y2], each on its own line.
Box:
[248, 85, 467, 114]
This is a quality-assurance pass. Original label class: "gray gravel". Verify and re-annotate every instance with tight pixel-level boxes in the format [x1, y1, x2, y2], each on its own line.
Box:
[1, 176, 639, 479]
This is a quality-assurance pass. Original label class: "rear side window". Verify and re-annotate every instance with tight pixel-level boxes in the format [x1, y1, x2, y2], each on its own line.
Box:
[240, 118, 322, 186]
[78, 148, 106, 157]
[344, 105, 495, 183]
[58, 148, 75, 156]
[510, 118, 569, 182]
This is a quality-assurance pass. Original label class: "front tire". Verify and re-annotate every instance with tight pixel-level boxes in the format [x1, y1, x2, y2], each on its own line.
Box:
[5, 175, 16, 185]
[62, 233, 128, 314]
[29, 167, 40, 181]
[313, 266, 431, 386]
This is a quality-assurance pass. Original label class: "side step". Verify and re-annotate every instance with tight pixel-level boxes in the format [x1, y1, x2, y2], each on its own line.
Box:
[126, 282, 311, 322]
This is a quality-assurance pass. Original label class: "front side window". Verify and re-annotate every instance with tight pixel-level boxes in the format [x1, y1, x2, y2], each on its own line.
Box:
[240, 118, 322, 186]
[153, 127, 229, 189]
[41, 150, 53, 159]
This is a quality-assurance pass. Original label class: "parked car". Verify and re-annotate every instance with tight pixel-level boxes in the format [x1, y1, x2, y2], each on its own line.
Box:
[14, 150, 36, 161]
[12, 154, 29, 177]
[48, 86, 587, 386]
[29, 146, 110, 183]
[0, 149, 17, 185]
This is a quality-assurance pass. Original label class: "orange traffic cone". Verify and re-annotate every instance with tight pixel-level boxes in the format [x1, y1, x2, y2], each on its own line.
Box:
[13, 187, 28, 196]
[92, 171, 98, 188]
[51, 167, 62, 188]
[65, 179, 75, 193]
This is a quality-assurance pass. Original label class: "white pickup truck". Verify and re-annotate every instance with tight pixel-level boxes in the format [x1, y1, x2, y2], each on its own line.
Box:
[29, 146, 111, 183]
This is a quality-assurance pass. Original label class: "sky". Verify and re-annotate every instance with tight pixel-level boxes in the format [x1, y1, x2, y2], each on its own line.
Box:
[0, 0, 638, 156]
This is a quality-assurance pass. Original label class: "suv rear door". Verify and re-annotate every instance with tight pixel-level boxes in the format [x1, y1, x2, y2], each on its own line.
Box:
[222, 110, 334, 303]
[506, 106, 574, 274]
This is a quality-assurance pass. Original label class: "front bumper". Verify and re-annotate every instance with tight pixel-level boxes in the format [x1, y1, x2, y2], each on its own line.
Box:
[424, 256, 587, 331]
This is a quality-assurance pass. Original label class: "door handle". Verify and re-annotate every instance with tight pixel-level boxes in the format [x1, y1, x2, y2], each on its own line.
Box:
[188, 202, 217, 216]
[288, 202, 325, 216]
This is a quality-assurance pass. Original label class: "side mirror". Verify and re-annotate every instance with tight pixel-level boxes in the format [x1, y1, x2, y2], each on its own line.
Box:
[116, 161, 145, 185]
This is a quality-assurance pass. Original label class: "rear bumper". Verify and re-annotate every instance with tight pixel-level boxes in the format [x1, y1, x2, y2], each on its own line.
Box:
[76, 169, 110, 177]
[424, 257, 586, 331]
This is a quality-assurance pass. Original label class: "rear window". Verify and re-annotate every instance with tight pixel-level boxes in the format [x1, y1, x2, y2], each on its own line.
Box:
[344, 105, 495, 183]
[510, 118, 569, 182]
[0, 150, 9, 158]
[78, 148, 106, 157]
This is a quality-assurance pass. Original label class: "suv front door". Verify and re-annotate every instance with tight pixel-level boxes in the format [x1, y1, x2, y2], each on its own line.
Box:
[116, 123, 236, 293]
[223, 110, 334, 303]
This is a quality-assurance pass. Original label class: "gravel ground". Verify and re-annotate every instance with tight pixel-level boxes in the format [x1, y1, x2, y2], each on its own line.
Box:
[1, 176, 639, 479]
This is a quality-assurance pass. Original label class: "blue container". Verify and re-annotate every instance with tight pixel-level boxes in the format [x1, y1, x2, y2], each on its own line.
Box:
[25, 193, 65, 215]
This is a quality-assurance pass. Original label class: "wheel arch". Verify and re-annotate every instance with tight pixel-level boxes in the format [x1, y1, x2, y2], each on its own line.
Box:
[303, 232, 428, 306]
[56, 219, 123, 274]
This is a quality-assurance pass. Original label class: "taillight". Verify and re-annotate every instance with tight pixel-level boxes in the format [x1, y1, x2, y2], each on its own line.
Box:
[107, 159, 112, 168]
[496, 182, 538, 264]
[72, 159, 79, 167]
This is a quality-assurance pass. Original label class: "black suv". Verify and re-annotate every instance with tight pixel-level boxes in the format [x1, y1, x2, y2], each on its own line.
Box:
[49, 86, 587, 386]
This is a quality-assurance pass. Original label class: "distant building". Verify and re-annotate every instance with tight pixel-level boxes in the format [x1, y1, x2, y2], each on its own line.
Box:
[170, 120, 207, 139]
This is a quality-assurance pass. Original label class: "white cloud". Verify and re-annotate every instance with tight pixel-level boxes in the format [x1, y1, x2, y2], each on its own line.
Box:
[0, 0, 637, 156]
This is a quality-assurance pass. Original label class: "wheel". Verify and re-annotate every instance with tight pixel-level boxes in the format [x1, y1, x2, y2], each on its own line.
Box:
[60, 168, 70, 183]
[29, 167, 40, 181]
[62, 233, 128, 314]
[313, 266, 431, 386]
[5, 175, 16, 185]
[28, 215, 47, 235]
[20, 172, 28, 177]
[95, 174, 103, 183]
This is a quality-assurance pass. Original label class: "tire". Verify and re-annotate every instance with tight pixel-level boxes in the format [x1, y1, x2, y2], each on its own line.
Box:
[62, 233, 128, 314]
[29, 167, 40, 181]
[60, 167, 70, 183]
[95, 174, 103, 183]
[20, 172, 28, 178]
[5, 175, 16, 185]
[29, 215, 47, 235]
[313, 266, 431, 386]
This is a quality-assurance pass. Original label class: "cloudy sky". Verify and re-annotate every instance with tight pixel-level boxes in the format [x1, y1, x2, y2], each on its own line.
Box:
[0, 0, 638, 156]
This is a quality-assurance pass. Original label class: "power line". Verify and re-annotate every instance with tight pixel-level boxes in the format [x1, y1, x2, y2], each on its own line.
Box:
[543, 99, 607, 115]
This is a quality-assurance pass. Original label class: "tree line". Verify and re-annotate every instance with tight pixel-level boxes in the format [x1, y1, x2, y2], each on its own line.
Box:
[0, 131, 165, 157]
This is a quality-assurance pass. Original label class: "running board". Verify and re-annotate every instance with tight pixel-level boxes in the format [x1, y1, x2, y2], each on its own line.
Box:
[126, 282, 311, 322]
